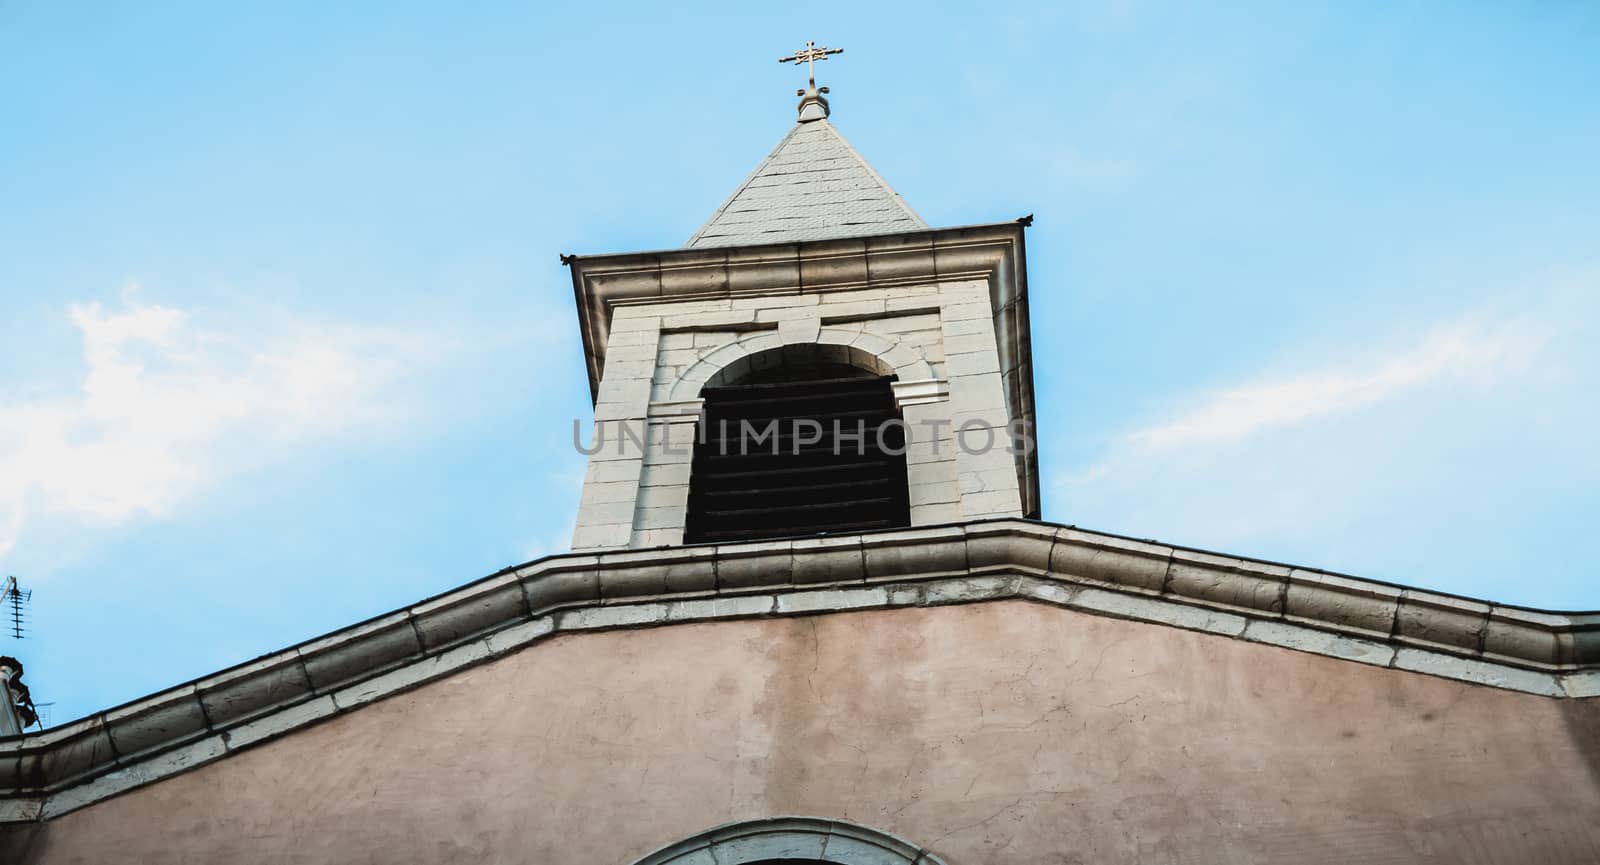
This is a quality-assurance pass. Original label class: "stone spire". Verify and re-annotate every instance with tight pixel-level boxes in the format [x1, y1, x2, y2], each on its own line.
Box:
[686, 49, 927, 253]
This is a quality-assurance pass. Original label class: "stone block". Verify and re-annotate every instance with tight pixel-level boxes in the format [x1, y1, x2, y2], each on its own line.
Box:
[35, 723, 114, 787]
[632, 528, 685, 547]
[958, 467, 1021, 496]
[659, 262, 729, 296]
[45, 735, 227, 820]
[570, 522, 632, 550]
[942, 332, 997, 359]
[1067, 586, 1247, 638]
[862, 526, 967, 579]
[640, 461, 692, 488]
[819, 833, 923, 865]
[943, 316, 993, 337]
[332, 640, 491, 713]
[863, 242, 936, 285]
[1284, 570, 1400, 638]
[940, 300, 993, 322]
[1567, 613, 1600, 666]
[0, 747, 20, 795]
[775, 587, 888, 615]
[41, 770, 139, 821]
[560, 603, 670, 631]
[907, 479, 960, 507]
[944, 347, 1002, 377]
[198, 656, 313, 728]
[731, 292, 819, 311]
[633, 506, 685, 531]
[575, 498, 637, 527]
[1396, 591, 1489, 653]
[585, 459, 644, 485]
[0, 797, 41, 823]
[582, 480, 640, 505]
[947, 374, 1007, 414]
[1242, 620, 1396, 667]
[666, 595, 775, 622]
[1483, 607, 1567, 666]
[811, 299, 887, 322]
[607, 327, 660, 347]
[1051, 531, 1171, 593]
[596, 547, 716, 600]
[1165, 551, 1289, 615]
[1016, 577, 1076, 607]
[965, 522, 1054, 573]
[715, 541, 793, 590]
[816, 322, 864, 343]
[223, 695, 338, 751]
[412, 578, 529, 651]
[886, 582, 929, 606]
[904, 439, 955, 466]
[607, 312, 661, 333]
[849, 330, 896, 357]
[634, 485, 688, 511]
[657, 331, 695, 351]
[300, 614, 423, 693]
[922, 576, 1016, 605]
[724, 253, 800, 295]
[790, 536, 866, 585]
[960, 488, 1023, 519]
[1562, 671, 1600, 698]
[910, 502, 963, 524]
[1392, 649, 1564, 697]
[482, 616, 557, 655]
[520, 563, 600, 613]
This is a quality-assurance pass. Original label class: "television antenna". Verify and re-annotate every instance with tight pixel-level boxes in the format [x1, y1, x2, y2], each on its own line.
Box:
[1, 577, 29, 640]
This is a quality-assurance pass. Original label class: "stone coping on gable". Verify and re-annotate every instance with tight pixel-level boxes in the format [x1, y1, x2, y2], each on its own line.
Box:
[0, 518, 1595, 822]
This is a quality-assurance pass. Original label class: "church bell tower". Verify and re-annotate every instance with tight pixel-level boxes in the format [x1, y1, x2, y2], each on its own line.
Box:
[565, 43, 1039, 550]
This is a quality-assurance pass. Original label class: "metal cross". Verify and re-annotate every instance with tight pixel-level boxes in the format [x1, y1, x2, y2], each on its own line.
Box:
[778, 40, 843, 91]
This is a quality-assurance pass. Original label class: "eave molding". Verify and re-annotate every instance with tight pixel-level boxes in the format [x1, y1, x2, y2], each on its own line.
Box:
[3, 518, 1595, 823]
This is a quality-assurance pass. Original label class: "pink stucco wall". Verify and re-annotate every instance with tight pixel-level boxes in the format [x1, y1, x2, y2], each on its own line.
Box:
[6, 601, 1598, 864]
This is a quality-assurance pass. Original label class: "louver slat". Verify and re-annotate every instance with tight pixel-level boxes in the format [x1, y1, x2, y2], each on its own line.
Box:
[684, 375, 912, 544]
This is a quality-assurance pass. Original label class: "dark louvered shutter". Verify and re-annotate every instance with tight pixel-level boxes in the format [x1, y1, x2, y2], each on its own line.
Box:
[684, 374, 911, 544]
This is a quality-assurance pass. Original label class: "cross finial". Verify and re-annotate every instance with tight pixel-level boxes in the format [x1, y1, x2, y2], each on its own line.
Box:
[778, 40, 843, 122]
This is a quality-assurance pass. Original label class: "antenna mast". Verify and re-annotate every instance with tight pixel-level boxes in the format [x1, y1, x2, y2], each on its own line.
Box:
[1, 576, 29, 640]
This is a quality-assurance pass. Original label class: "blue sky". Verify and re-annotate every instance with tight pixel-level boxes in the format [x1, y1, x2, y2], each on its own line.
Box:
[2, 2, 1597, 726]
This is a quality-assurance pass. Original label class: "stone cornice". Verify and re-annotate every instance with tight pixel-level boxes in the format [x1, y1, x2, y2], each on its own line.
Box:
[2, 518, 1595, 822]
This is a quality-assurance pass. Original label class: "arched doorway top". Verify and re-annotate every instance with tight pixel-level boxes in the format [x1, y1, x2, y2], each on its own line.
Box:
[627, 816, 950, 865]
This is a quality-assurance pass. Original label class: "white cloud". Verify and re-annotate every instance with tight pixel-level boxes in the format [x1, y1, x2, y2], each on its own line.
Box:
[1054, 284, 1598, 574]
[0, 287, 433, 558]
[1127, 311, 1550, 451]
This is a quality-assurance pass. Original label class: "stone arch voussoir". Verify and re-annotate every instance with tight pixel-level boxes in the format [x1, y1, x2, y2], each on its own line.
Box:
[667, 328, 935, 402]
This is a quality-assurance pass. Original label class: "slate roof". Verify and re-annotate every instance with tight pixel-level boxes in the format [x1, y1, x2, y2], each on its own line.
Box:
[686, 119, 927, 248]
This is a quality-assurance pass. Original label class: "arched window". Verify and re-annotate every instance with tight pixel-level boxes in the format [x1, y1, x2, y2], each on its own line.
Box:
[683, 348, 912, 544]
[627, 816, 949, 865]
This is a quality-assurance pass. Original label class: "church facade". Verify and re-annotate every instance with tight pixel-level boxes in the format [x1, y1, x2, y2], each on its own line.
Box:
[2, 61, 1598, 865]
